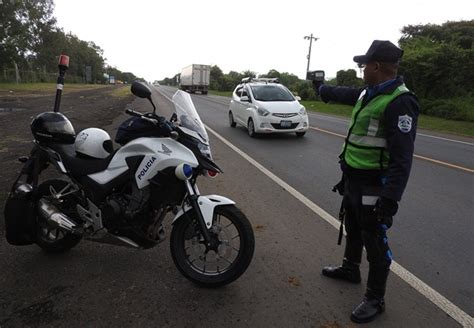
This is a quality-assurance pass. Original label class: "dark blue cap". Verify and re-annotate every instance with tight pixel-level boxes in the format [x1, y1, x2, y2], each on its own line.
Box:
[353, 40, 403, 64]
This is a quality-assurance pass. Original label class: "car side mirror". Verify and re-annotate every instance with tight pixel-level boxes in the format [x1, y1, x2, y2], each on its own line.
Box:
[240, 96, 250, 102]
[295, 96, 301, 101]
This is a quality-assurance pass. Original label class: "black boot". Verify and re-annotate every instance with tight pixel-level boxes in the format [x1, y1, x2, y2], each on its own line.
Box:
[350, 296, 385, 323]
[322, 260, 361, 284]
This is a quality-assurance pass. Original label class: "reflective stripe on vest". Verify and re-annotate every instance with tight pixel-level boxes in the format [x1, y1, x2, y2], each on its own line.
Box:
[367, 118, 379, 136]
[348, 134, 387, 147]
[342, 84, 410, 170]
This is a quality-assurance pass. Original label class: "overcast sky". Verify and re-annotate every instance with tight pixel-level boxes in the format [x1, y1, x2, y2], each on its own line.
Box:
[54, 0, 472, 81]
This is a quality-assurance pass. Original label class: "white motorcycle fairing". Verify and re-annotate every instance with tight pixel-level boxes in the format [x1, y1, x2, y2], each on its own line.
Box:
[88, 137, 198, 189]
[173, 195, 235, 228]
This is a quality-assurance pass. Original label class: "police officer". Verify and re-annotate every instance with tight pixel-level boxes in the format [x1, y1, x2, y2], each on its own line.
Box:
[313, 40, 420, 323]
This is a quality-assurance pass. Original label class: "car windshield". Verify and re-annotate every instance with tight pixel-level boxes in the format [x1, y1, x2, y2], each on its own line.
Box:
[250, 85, 295, 102]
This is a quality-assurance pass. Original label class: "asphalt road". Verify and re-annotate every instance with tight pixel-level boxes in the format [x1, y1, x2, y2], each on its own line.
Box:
[155, 86, 474, 319]
[0, 85, 471, 327]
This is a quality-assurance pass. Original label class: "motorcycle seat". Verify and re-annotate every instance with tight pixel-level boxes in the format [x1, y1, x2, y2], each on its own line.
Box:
[46, 143, 115, 178]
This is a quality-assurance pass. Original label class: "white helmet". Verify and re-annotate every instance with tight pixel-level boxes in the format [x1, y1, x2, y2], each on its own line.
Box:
[75, 128, 113, 159]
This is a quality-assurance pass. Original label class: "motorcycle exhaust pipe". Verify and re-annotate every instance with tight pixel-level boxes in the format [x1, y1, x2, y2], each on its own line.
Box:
[38, 198, 80, 234]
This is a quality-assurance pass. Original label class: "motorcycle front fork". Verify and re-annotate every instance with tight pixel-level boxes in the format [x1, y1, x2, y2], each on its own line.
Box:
[183, 180, 215, 248]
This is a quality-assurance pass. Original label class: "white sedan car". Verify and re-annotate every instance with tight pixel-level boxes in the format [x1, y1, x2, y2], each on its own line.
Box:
[228, 80, 309, 137]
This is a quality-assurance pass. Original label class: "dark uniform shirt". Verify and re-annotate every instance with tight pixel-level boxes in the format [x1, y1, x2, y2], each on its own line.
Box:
[319, 76, 420, 202]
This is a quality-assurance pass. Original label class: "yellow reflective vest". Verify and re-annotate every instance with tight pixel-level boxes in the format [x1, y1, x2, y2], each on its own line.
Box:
[342, 84, 410, 170]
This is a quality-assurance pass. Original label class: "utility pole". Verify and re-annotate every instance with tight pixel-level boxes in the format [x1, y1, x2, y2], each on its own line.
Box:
[304, 33, 319, 74]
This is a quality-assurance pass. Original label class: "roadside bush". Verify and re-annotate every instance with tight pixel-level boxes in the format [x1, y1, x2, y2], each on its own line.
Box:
[420, 97, 474, 122]
[295, 81, 318, 101]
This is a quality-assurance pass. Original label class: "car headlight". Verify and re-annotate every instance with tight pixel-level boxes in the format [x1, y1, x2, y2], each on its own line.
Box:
[257, 107, 270, 117]
[299, 107, 307, 116]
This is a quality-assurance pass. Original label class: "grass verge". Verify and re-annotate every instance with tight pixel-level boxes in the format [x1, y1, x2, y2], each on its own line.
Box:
[209, 90, 232, 97]
[0, 82, 109, 93]
[109, 85, 132, 98]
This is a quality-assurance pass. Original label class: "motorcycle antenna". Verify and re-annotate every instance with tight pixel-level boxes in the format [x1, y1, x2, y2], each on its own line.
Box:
[53, 54, 69, 112]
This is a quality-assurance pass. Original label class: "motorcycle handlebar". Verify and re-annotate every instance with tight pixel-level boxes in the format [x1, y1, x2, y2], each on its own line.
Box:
[125, 108, 158, 124]
[125, 108, 143, 117]
[125, 108, 176, 136]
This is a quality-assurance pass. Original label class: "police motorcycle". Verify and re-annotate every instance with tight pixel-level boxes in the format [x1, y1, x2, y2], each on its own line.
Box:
[4, 55, 255, 287]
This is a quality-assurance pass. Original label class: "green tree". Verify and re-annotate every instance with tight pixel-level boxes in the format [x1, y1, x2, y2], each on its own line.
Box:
[399, 20, 474, 99]
[1, 0, 138, 83]
[260, 69, 280, 78]
[259, 69, 301, 93]
[226, 70, 243, 89]
[279, 72, 300, 91]
[336, 69, 363, 87]
[0, 0, 56, 69]
[241, 70, 256, 79]
[399, 20, 474, 120]
[209, 65, 224, 90]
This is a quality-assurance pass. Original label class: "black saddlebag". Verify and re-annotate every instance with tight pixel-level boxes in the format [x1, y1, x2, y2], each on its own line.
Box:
[115, 117, 164, 145]
[4, 185, 37, 245]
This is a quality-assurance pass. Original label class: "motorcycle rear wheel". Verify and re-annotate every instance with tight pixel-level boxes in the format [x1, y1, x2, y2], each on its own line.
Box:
[170, 204, 255, 287]
[35, 179, 82, 253]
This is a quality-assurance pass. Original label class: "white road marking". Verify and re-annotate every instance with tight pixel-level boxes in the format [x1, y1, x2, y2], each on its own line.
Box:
[416, 133, 474, 146]
[157, 86, 474, 326]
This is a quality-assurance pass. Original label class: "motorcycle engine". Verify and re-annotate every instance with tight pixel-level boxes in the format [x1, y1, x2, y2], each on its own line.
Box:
[101, 190, 165, 248]
[102, 184, 148, 223]
[102, 194, 130, 220]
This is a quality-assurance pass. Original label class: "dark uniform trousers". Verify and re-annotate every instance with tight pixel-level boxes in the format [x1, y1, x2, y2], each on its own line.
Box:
[342, 174, 393, 299]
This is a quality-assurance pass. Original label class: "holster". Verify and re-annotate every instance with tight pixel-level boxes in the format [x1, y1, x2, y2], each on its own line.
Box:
[332, 174, 346, 245]
[332, 175, 345, 196]
[337, 201, 345, 245]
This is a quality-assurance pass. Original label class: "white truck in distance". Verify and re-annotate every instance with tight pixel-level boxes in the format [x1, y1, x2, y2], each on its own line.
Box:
[180, 64, 210, 95]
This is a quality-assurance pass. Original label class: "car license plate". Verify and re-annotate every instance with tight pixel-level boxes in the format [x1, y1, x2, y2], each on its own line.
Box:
[280, 120, 292, 128]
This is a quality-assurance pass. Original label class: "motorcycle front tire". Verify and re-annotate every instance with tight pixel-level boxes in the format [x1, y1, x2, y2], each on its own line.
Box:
[170, 204, 255, 288]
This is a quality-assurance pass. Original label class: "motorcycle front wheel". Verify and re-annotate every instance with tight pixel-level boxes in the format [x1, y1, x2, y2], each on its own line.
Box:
[170, 204, 255, 288]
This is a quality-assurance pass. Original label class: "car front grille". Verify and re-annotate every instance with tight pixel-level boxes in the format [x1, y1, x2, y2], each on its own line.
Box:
[271, 123, 299, 130]
[272, 113, 297, 118]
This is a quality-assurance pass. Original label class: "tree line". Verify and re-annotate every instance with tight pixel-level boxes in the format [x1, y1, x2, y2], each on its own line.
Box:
[1, 2, 471, 121]
[161, 20, 473, 122]
[0, 0, 139, 83]
[398, 20, 473, 121]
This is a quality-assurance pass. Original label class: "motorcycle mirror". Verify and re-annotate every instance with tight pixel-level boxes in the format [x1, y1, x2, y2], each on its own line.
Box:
[131, 81, 152, 99]
[131, 81, 157, 114]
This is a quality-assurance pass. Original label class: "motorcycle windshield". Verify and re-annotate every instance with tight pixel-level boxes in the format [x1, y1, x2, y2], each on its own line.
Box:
[172, 90, 209, 144]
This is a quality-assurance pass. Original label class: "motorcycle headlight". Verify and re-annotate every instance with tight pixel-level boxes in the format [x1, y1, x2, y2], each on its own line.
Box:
[257, 107, 270, 117]
[299, 107, 307, 116]
[198, 142, 212, 158]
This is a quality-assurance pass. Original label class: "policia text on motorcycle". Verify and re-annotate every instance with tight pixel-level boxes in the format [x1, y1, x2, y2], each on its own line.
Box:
[312, 40, 420, 324]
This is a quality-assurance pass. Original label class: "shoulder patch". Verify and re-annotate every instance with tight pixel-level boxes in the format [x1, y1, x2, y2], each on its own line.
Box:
[398, 114, 413, 133]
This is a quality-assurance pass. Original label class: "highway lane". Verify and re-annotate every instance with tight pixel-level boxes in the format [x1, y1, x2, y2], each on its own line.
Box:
[156, 86, 474, 316]
[179, 91, 474, 171]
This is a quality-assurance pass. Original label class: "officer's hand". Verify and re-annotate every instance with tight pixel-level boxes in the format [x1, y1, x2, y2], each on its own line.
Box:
[312, 80, 324, 95]
[374, 197, 398, 228]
